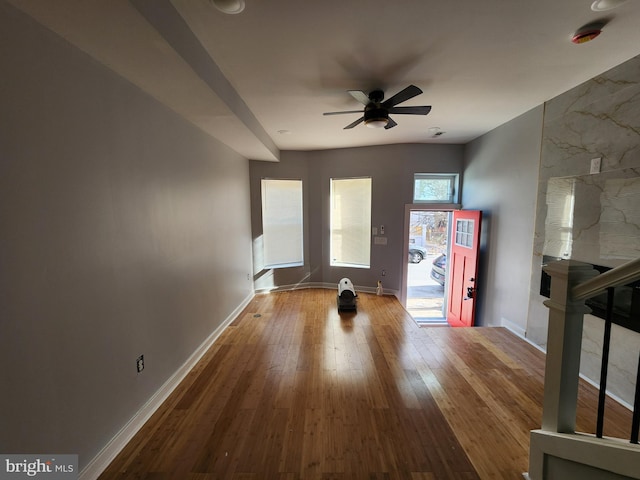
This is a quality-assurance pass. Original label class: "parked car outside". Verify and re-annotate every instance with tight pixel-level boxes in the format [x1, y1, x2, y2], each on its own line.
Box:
[430, 253, 446, 286]
[408, 245, 428, 263]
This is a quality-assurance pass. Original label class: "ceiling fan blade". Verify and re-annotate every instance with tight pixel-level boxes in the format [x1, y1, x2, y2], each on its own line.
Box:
[382, 85, 422, 108]
[323, 110, 364, 116]
[388, 105, 432, 115]
[348, 90, 371, 105]
[344, 117, 365, 129]
[384, 118, 398, 129]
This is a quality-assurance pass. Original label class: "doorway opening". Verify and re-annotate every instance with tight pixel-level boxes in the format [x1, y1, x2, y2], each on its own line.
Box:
[405, 210, 450, 324]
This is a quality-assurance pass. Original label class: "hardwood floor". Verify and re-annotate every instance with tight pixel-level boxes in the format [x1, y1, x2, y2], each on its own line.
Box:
[99, 289, 632, 479]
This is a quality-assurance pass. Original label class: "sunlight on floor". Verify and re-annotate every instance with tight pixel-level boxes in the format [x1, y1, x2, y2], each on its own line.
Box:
[406, 295, 445, 322]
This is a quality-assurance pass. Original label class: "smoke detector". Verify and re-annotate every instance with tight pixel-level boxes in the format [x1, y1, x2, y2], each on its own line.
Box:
[571, 22, 605, 44]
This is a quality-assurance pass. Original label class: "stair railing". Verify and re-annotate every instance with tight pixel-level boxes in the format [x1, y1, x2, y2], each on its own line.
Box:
[527, 257, 640, 480]
[571, 257, 640, 444]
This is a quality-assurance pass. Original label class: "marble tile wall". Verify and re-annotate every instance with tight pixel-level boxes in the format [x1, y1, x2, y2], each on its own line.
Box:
[543, 168, 640, 264]
[528, 54, 640, 406]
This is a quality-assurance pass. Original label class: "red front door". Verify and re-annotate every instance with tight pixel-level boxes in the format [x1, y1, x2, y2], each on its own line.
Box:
[446, 210, 482, 327]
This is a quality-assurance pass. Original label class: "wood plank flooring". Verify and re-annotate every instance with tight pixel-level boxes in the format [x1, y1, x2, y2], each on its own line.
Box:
[98, 289, 632, 479]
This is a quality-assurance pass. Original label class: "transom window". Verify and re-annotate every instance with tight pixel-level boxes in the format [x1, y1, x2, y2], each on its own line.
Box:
[413, 174, 459, 203]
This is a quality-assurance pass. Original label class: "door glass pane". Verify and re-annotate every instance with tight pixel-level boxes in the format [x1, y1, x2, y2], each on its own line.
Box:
[455, 219, 474, 248]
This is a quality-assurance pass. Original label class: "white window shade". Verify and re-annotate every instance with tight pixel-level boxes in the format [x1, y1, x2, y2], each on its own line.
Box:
[261, 179, 303, 268]
[330, 178, 371, 268]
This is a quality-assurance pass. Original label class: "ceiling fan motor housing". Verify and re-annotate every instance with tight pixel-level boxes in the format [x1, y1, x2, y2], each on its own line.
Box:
[368, 89, 385, 103]
[364, 104, 389, 123]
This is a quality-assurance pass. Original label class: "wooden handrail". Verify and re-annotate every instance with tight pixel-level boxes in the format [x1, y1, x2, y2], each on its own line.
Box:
[572, 257, 640, 301]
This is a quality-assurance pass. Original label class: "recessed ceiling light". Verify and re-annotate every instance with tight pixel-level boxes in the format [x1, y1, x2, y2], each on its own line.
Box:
[210, 0, 245, 14]
[591, 0, 628, 11]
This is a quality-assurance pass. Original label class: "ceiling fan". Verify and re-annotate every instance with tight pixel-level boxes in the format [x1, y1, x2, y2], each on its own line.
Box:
[323, 84, 431, 130]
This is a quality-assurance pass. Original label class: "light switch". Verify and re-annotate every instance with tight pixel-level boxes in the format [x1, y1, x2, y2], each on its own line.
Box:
[590, 157, 601, 174]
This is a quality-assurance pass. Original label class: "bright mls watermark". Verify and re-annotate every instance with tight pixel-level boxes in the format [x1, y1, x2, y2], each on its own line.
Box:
[1, 455, 77, 479]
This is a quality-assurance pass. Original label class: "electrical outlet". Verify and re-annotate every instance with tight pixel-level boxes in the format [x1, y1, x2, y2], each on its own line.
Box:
[381, 269, 386, 276]
[590, 157, 601, 174]
[136, 355, 144, 373]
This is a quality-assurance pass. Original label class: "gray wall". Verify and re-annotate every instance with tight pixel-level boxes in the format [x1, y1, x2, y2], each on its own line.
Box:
[0, 4, 253, 469]
[249, 144, 464, 293]
[462, 106, 543, 330]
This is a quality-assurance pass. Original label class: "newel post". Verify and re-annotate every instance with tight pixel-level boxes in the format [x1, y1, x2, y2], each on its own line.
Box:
[541, 260, 598, 433]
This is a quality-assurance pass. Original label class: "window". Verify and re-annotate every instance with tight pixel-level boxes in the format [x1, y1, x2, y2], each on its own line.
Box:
[261, 179, 303, 268]
[330, 177, 371, 268]
[413, 174, 459, 203]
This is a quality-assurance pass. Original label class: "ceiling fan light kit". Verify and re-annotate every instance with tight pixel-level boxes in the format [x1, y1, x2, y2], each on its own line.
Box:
[323, 85, 431, 130]
[364, 106, 390, 128]
[365, 119, 389, 129]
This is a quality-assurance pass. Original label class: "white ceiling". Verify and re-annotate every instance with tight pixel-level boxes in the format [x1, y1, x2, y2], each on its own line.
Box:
[9, 0, 640, 161]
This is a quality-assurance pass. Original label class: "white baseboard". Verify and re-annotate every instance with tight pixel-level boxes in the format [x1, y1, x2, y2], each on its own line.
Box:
[577, 371, 633, 411]
[501, 324, 546, 354]
[255, 282, 399, 297]
[79, 291, 255, 480]
[500, 317, 527, 338]
[254, 281, 334, 293]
